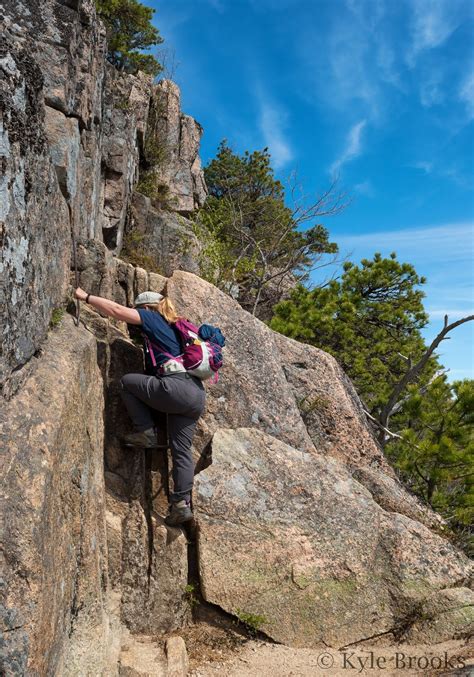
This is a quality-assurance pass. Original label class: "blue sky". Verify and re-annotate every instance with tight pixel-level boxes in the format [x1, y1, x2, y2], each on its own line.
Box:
[149, 0, 474, 381]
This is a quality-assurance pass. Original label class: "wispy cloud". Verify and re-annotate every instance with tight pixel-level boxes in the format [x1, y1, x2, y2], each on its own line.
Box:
[336, 221, 474, 265]
[256, 91, 293, 170]
[354, 179, 375, 198]
[376, 40, 403, 90]
[411, 160, 434, 174]
[330, 120, 367, 176]
[406, 0, 464, 67]
[419, 69, 445, 107]
[426, 308, 474, 319]
[325, 26, 380, 117]
[328, 0, 404, 116]
[459, 71, 474, 119]
[345, 0, 386, 30]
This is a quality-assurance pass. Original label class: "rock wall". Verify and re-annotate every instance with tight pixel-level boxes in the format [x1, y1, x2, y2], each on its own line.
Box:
[0, 319, 109, 675]
[1, 0, 206, 397]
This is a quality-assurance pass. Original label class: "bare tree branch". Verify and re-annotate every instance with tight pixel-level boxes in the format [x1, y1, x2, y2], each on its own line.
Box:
[388, 368, 449, 417]
[205, 162, 353, 315]
[363, 408, 404, 440]
[376, 314, 474, 444]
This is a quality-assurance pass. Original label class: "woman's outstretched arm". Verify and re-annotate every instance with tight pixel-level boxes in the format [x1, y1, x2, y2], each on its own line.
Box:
[74, 287, 142, 325]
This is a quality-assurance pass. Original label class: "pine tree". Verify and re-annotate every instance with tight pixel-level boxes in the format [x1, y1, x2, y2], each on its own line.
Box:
[387, 377, 473, 554]
[193, 140, 343, 317]
[270, 251, 436, 413]
[96, 0, 163, 76]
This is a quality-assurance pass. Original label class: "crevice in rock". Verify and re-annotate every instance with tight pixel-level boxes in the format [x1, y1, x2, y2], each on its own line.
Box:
[441, 578, 473, 590]
[143, 449, 155, 591]
[385, 600, 427, 645]
[1, 347, 42, 399]
[44, 100, 86, 129]
[194, 437, 213, 476]
[104, 467, 129, 491]
[337, 628, 395, 651]
[183, 517, 280, 646]
[68, 483, 86, 638]
[103, 223, 119, 250]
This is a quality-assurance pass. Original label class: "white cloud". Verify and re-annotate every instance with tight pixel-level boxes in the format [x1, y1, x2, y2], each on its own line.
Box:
[407, 0, 464, 66]
[419, 70, 445, 107]
[459, 71, 474, 119]
[257, 93, 293, 170]
[296, 0, 405, 125]
[426, 308, 474, 319]
[345, 0, 386, 28]
[330, 120, 367, 176]
[408, 160, 471, 189]
[376, 40, 403, 90]
[411, 161, 434, 174]
[354, 179, 375, 198]
[335, 221, 474, 265]
[326, 27, 380, 116]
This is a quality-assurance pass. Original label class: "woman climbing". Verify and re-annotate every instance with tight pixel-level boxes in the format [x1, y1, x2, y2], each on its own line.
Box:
[74, 287, 206, 526]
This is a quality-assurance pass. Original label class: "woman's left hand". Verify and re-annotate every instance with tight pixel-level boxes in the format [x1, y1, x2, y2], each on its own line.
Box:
[74, 287, 88, 301]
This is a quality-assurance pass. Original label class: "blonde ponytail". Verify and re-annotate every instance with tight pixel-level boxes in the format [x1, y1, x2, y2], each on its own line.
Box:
[159, 297, 179, 323]
[145, 297, 180, 323]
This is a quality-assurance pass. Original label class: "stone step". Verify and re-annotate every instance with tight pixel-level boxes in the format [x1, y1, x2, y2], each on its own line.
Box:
[119, 633, 166, 676]
[119, 631, 189, 677]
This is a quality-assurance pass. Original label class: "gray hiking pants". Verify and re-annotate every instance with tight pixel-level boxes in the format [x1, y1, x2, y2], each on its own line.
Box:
[120, 372, 206, 503]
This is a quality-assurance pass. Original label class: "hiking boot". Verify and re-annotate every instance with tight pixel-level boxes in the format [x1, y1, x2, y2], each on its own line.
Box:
[122, 427, 159, 448]
[164, 499, 193, 526]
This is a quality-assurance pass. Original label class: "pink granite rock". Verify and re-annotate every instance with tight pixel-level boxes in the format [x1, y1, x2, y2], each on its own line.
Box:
[194, 428, 473, 648]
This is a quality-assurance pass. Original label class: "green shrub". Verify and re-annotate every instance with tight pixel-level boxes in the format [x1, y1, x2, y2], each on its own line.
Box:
[234, 608, 268, 636]
[183, 583, 200, 609]
[49, 308, 64, 329]
[135, 173, 176, 209]
[297, 394, 330, 418]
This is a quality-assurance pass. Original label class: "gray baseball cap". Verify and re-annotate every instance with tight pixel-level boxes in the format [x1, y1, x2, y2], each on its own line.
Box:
[134, 291, 164, 306]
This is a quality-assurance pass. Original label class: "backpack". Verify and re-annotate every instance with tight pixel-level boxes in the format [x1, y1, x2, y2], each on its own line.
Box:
[143, 318, 225, 383]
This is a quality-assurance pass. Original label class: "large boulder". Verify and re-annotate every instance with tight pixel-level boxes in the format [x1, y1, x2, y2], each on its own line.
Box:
[194, 428, 473, 648]
[273, 331, 386, 469]
[166, 270, 443, 529]
[272, 331, 443, 528]
[167, 271, 316, 456]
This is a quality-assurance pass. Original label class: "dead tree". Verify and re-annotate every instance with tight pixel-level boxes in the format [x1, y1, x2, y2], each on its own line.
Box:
[373, 313, 474, 446]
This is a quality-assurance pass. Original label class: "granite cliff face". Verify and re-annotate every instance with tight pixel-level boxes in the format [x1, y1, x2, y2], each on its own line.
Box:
[1, 0, 205, 398]
[1, 1, 473, 675]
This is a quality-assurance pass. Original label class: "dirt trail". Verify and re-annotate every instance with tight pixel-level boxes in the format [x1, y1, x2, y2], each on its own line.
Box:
[188, 637, 474, 676]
